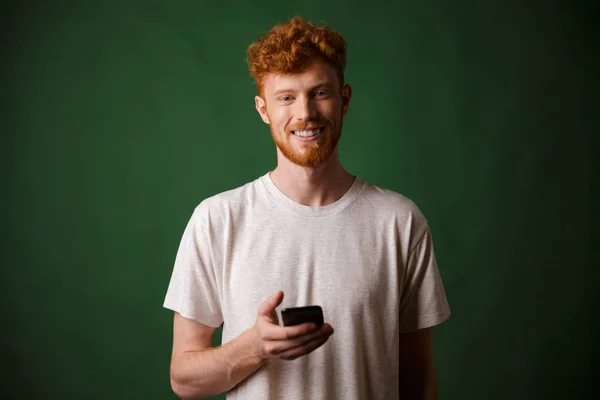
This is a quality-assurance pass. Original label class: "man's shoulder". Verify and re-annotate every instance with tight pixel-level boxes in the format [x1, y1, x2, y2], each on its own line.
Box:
[193, 174, 266, 219]
[359, 179, 429, 230]
[361, 180, 422, 214]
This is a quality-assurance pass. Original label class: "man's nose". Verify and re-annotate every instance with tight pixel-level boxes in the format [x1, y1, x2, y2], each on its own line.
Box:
[294, 96, 317, 122]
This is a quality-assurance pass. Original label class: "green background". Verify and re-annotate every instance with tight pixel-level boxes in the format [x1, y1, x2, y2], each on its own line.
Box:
[3, 0, 597, 399]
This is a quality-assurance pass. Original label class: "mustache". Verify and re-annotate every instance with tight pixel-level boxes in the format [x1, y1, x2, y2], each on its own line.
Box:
[288, 121, 326, 131]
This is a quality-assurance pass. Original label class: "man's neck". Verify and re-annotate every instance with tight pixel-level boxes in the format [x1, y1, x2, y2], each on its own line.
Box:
[269, 149, 355, 207]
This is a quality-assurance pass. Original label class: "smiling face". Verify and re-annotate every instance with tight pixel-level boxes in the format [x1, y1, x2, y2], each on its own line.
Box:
[255, 57, 352, 168]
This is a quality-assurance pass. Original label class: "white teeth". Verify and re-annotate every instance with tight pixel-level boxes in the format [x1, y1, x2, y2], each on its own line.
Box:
[294, 128, 322, 137]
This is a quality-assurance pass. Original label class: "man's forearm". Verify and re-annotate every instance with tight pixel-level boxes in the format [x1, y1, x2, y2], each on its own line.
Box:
[398, 366, 438, 400]
[170, 329, 266, 399]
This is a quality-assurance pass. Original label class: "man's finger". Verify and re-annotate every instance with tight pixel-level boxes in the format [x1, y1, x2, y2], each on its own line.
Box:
[258, 290, 284, 316]
[261, 322, 318, 341]
[278, 334, 331, 360]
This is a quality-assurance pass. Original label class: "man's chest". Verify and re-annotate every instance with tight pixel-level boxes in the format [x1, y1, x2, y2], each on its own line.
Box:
[214, 216, 404, 332]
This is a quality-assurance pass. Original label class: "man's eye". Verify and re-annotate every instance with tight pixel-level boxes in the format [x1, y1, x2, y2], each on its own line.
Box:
[315, 90, 327, 97]
[280, 96, 292, 101]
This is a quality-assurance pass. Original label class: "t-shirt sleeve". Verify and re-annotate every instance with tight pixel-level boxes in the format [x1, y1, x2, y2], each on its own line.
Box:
[163, 208, 224, 327]
[398, 227, 451, 333]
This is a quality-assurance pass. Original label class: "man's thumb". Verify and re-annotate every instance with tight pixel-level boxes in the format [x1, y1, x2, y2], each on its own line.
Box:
[258, 290, 284, 316]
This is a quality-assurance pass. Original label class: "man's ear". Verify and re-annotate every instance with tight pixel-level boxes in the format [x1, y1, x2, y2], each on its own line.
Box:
[255, 95, 270, 124]
[341, 84, 352, 116]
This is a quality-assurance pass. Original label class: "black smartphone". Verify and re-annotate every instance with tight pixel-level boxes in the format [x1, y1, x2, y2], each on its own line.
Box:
[281, 305, 324, 327]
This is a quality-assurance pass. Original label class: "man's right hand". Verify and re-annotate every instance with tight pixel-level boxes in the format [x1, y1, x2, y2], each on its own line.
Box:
[249, 290, 334, 361]
[169, 291, 334, 398]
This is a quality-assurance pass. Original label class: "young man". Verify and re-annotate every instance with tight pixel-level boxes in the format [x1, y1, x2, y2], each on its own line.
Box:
[164, 16, 451, 400]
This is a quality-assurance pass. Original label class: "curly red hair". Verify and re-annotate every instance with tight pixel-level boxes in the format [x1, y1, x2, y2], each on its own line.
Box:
[246, 16, 347, 96]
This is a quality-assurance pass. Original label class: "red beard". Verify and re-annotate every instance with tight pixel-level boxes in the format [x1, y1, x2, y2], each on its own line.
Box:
[270, 120, 342, 167]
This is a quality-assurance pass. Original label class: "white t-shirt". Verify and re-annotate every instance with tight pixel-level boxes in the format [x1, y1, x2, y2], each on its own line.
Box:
[164, 172, 451, 399]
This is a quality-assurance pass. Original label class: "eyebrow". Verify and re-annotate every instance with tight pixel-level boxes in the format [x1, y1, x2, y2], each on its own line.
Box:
[272, 82, 334, 97]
